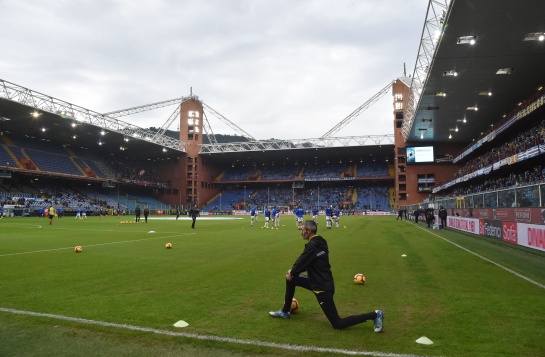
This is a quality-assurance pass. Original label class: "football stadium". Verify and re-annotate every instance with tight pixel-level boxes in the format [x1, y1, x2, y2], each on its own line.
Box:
[1, 1, 545, 356]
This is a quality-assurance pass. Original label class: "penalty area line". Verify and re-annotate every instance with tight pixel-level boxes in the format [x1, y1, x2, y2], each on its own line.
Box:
[0, 307, 439, 357]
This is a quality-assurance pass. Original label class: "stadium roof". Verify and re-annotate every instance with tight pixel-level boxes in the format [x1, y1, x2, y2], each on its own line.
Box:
[0, 96, 180, 161]
[404, 0, 545, 144]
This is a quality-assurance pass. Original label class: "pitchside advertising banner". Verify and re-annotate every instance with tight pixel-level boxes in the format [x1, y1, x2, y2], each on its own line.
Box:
[449, 216, 545, 252]
[447, 216, 479, 234]
[452, 208, 545, 225]
[479, 219, 503, 240]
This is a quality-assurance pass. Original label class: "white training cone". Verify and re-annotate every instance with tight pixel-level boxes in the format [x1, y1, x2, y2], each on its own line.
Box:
[401, 254, 407, 257]
[173, 320, 189, 328]
[415, 336, 433, 345]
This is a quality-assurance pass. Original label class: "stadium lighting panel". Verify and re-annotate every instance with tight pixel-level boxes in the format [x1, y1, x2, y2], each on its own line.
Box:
[467, 106, 478, 111]
[457, 35, 476, 45]
[496, 68, 514, 75]
[435, 92, 447, 97]
[523, 32, 545, 41]
[443, 70, 458, 76]
[479, 91, 493, 96]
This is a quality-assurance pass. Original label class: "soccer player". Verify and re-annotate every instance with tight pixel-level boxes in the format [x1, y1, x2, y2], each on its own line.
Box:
[271, 207, 277, 229]
[295, 206, 304, 230]
[135, 205, 141, 222]
[0, 205, 3, 219]
[268, 220, 384, 332]
[48, 205, 55, 225]
[311, 207, 319, 225]
[264, 207, 270, 228]
[144, 206, 150, 223]
[75, 208, 81, 219]
[325, 206, 332, 229]
[275, 206, 281, 227]
[82, 207, 87, 218]
[189, 205, 199, 228]
[333, 207, 340, 228]
[250, 206, 256, 227]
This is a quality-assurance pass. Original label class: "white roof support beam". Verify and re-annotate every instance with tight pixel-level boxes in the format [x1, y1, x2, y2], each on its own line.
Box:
[199, 135, 394, 154]
[401, 0, 451, 140]
[321, 82, 394, 138]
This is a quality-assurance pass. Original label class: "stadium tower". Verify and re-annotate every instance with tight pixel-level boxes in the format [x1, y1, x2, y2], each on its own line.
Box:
[161, 97, 221, 208]
[392, 78, 461, 207]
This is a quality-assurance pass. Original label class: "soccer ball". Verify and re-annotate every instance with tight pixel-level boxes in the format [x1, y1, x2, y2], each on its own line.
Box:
[75, 246, 82, 253]
[165, 243, 172, 249]
[354, 273, 366, 285]
[290, 298, 299, 313]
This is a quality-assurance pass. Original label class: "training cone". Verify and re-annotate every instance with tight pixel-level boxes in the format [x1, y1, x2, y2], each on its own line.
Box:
[415, 336, 434, 345]
[173, 320, 189, 328]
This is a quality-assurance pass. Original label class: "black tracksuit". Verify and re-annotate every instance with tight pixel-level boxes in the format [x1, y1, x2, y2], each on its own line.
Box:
[282, 235, 377, 329]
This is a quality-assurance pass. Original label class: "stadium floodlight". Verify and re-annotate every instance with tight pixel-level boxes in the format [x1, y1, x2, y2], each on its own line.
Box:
[443, 70, 458, 76]
[523, 32, 545, 41]
[496, 68, 514, 75]
[457, 35, 476, 45]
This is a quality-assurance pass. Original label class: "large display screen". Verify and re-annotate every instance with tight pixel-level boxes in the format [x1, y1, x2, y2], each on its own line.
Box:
[406, 146, 434, 164]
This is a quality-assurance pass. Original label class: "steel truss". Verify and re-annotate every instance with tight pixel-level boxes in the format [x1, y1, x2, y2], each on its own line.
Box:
[200, 135, 394, 154]
[101, 96, 254, 143]
[401, 0, 451, 140]
[320, 81, 393, 138]
[0, 79, 186, 152]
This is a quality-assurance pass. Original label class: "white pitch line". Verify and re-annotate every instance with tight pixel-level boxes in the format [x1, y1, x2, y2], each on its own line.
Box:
[0, 307, 441, 357]
[411, 222, 545, 290]
[0, 233, 189, 258]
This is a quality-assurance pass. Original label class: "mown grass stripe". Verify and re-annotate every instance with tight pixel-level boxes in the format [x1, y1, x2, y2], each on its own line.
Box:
[0, 307, 442, 357]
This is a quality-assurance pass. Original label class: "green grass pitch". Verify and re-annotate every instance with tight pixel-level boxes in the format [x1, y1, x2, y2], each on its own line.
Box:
[1, 215, 544, 356]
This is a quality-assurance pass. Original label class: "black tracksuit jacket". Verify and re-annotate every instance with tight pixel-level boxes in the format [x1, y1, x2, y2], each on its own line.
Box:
[290, 235, 335, 292]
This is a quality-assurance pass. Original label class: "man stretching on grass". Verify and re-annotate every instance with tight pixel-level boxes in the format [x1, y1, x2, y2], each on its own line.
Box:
[269, 220, 383, 332]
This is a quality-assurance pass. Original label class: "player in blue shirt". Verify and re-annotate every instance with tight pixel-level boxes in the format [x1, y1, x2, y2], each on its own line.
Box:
[250, 206, 256, 227]
[312, 207, 319, 225]
[325, 206, 333, 229]
[333, 207, 341, 228]
[271, 208, 277, 229]
[274, 206, 281, 227]
[264, 207, 270, 228]
[295, 207, 304, 230]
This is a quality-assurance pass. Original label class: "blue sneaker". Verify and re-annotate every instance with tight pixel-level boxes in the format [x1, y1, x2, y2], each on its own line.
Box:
[374, 310, 383, 332]
[269, 309, 290, 319]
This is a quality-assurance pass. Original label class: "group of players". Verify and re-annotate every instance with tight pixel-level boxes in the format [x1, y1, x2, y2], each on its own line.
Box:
[250, 206, 342, 229]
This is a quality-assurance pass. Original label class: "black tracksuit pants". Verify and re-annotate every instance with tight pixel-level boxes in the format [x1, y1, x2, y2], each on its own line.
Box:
[282, 274, 376, 330]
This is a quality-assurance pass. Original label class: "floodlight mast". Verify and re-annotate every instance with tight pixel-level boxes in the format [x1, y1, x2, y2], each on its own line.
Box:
[320, 81, 394, 138]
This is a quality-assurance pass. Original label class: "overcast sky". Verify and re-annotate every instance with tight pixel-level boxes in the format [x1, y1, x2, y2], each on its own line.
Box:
[0, 0, 427, 141]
